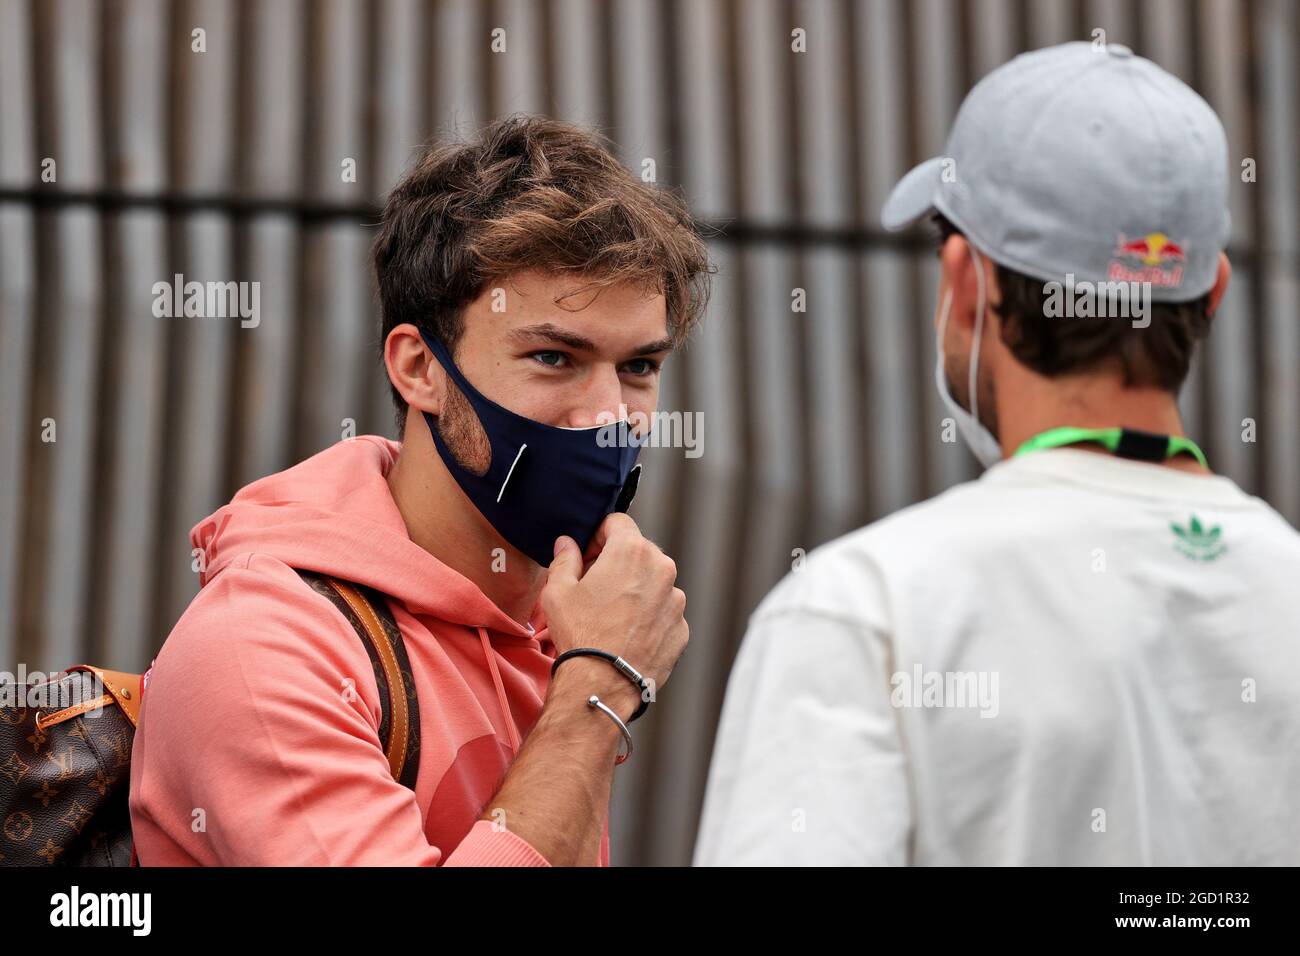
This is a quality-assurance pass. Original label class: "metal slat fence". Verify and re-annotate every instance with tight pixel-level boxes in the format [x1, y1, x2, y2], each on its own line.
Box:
[0, 0, 1295, 865]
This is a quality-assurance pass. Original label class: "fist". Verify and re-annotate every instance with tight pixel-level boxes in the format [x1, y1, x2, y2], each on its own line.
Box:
[540, 513, 688, 720]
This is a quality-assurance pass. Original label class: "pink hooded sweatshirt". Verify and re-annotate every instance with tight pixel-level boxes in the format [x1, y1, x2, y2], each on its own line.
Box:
[129, 436, 610, 866]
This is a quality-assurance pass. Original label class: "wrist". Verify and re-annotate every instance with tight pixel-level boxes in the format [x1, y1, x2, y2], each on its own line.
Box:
[547, 656, 641, 724]
[534, 688, 627, 765]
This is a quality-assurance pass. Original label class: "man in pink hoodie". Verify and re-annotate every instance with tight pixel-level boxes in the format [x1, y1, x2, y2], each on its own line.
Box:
[128, 116, 713, 866]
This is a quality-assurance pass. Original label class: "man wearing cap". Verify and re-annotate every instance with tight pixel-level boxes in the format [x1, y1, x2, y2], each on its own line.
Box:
[694, 42, 1300, 866]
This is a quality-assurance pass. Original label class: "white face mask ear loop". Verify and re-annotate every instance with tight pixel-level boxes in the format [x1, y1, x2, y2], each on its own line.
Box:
[967, 246, 987, 426]
[936, 287, 954, 352]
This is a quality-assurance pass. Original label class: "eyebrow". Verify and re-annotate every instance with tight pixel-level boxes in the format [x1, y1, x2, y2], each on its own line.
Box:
[508, 322, 675, 358]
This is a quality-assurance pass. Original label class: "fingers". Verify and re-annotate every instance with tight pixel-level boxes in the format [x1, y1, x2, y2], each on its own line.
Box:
[547, 535, 584, 586]
[670, 586, 686, 613]
[584, 511, 641, 562]
[586, 515, 678, 593]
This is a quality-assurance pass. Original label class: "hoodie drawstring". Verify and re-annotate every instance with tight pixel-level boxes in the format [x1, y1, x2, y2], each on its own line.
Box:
[477, 626, 521, 753]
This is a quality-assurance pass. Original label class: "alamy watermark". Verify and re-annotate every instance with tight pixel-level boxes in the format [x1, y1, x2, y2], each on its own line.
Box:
[890, 665, 1000, 718]
[0, 666, 100, 712]
[1043, 275, 1152, 329]
[595, 403, 704, 459]
[152, 274, 260, 328]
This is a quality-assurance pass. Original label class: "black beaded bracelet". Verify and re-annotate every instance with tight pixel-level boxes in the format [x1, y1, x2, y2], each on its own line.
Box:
[551, 648, 652, 722]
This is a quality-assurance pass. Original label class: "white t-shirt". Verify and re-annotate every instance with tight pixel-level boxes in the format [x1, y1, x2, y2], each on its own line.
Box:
[694, 449, 1300, 865]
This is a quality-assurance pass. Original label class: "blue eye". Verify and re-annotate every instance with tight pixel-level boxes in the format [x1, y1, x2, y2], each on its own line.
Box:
[622, 359, 661, 376]
[531, 351, 566, 368]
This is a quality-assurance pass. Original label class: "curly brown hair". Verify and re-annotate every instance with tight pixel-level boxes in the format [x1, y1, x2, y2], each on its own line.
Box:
[373, 115, 714, 429]
[933, 214, 1213, 393]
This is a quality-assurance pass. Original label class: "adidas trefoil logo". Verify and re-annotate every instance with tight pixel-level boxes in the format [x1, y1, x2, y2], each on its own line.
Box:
[1171, 514, 1226, 561]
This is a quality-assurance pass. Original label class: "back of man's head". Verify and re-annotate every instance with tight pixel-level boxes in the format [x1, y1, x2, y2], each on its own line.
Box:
[884, 41, 1231, 397]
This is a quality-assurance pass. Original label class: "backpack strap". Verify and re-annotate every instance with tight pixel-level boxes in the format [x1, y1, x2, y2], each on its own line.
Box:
[294, 570, 421, 791]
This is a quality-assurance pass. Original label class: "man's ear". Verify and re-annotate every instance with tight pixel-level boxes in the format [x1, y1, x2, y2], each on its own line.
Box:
[938, 233, 990, 338]
[384, 323, 445, 416]
[1207, 252, 1231, 318]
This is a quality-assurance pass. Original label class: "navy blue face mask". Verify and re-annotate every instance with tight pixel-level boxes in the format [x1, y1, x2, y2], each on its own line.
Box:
[419, 329, 645, 567]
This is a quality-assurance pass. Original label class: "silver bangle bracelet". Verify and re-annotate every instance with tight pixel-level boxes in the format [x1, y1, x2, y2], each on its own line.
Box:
[587, 694, 633, 765]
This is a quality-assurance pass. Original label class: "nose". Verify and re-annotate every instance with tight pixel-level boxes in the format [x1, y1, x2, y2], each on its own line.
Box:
[560, 364, 626, 428]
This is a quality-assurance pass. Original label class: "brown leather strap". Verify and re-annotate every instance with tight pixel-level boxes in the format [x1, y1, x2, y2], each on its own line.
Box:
[37, 667, 143, 731]
[294, 570, 421, 791]
[326, 578, 412, 785]
[72, 667, 144, 727]
[35, 694, 114, 731]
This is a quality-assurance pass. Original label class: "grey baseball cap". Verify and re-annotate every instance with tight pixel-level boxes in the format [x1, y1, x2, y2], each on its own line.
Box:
[882, 41, 1230, 302]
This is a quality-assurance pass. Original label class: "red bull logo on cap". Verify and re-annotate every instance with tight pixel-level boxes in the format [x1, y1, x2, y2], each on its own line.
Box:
[1108, 231, 1186, 288]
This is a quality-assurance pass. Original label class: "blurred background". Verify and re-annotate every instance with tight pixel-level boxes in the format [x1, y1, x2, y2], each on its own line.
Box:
[0, 0, 1296, 865]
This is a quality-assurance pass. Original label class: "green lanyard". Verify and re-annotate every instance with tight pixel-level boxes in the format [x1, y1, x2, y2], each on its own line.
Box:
[1013, 426, 1208, 469]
